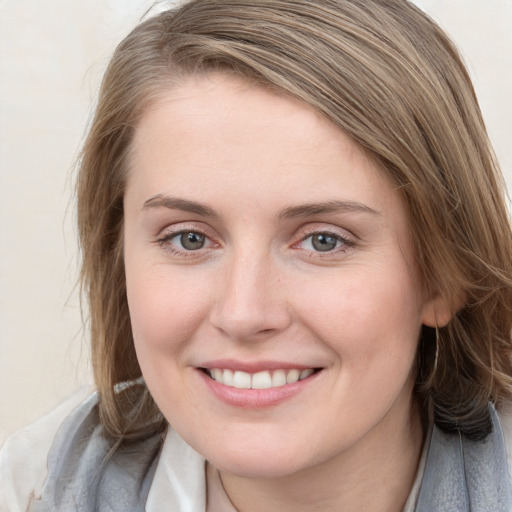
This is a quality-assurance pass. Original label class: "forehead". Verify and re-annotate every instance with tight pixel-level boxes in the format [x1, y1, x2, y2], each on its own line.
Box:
[131, 73, 357, 169]
[126, 73, 406, 227]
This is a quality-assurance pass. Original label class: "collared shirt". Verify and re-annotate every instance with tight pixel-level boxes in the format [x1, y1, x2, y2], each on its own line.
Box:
[2, 388, 512, 511]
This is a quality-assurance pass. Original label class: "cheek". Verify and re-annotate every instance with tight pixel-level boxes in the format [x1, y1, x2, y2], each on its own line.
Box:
[125, 260, 210, 357]
[124, 263, 213, 417]
[293, 266, 423, 368]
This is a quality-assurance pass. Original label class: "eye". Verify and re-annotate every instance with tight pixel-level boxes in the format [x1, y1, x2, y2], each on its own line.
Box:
[175, 231, 206, 251]
[297, 231, 353, 253]
[157, 228, 216, 255]
[307, 233, 340, 252]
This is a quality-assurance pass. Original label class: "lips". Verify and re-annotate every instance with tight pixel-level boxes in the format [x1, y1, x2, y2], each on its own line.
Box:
[197, 360, 323, 408]
[207, 368, 316, 389]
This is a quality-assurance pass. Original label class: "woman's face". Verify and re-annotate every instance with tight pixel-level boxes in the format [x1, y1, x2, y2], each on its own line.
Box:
[123, 73, 441, 478]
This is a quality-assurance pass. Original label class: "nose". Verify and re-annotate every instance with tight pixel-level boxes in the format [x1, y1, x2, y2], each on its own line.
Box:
[209, 249, 292, 342]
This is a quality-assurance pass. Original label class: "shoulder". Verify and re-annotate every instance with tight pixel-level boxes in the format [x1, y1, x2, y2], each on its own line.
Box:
[0, 386, 94, 512]
[1, 383, 167, 512]
[498, 402, 512, 486]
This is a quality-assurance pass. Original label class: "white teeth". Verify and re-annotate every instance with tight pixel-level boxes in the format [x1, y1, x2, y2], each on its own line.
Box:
[286, 369, 300, 384]
[300, 369, 314, 380]
[252, 371, 272, 389]
[271, 370, 287, 387]
[223, 369, 234, 386]
[208, 368, 316, 389]
[233, 370, 252, 389]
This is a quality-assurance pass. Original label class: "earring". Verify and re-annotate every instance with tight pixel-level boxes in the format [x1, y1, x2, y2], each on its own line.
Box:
[433, 325, 440, 376]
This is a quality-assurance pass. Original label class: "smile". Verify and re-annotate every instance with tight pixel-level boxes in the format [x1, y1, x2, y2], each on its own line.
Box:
[205, 368, 317, 389]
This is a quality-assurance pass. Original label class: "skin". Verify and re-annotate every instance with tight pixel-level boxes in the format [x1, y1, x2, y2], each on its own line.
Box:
[123, 73, 450, 512]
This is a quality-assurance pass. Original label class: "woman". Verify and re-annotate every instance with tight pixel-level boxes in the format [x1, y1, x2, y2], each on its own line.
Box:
[2, 1, 512, 510]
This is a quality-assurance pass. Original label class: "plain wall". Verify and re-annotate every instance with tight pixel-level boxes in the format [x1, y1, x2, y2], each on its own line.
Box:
[1, 0, 511, 444]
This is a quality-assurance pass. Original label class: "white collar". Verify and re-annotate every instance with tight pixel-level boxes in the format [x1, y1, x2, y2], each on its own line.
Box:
[147, 427, 206, 512]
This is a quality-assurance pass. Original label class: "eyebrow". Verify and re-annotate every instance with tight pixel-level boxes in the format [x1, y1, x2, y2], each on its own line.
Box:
[142, 195, 218, 217]
[142, 195, 380, 220]
[278, 200, 380, 220]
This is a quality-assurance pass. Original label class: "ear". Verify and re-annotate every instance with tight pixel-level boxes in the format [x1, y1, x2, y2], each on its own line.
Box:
[421, 291, 466, 328]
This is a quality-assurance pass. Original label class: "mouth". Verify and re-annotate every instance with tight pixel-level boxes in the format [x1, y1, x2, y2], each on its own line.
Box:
[201, 367, 321, 390]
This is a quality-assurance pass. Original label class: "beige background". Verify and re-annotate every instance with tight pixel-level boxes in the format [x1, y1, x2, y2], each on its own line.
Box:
[1, 0, 511, 444]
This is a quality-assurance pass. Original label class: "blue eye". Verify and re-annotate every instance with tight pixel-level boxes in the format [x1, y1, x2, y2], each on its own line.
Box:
[300, 232, 348, 252]
[156, 224, 221, 258]
[310, 233, 339, 251]
[157, 230, 212, 254]
[173, 231, 206, 251]
[314, 233, 339, 251]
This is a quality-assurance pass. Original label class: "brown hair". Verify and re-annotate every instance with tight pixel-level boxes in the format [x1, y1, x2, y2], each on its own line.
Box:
[77, 0, 512, 442]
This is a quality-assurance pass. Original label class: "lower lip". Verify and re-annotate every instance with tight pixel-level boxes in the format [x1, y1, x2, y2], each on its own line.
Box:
[198, 369, 321, 409]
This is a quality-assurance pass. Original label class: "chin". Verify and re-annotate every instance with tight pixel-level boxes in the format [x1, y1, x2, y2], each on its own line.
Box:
[211, 451, 309, 479]
[190, 428, 335, 479]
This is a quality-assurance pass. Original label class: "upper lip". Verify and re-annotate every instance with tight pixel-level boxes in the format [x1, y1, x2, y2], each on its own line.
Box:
[198, 359, 321, 373]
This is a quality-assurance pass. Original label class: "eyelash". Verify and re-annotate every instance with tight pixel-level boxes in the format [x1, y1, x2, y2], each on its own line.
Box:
[155, 226, 356, 258]
[156, 228, 215, 257]
[294, 230, 355, 256]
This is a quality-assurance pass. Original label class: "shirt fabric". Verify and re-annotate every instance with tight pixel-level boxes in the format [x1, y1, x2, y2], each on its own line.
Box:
[1, 388, 512, 511]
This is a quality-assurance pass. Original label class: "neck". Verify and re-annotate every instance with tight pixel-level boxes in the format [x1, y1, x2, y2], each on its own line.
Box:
[219, 399, 424, 512]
